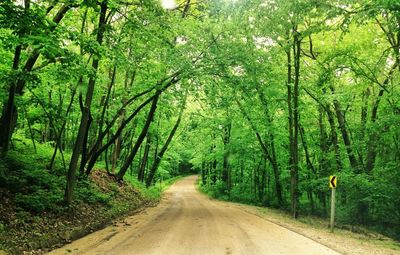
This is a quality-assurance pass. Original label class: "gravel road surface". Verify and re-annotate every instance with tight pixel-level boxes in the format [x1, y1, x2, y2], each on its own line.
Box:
[47, 176, 340, 255]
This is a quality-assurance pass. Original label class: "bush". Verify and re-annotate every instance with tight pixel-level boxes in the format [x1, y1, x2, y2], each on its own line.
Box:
[77, 188, 111, 205]
[229, 183, 257, 204]
[0, 151, 66, 213]
[200, 180, 230, 201]
[15, 189, 63, 213]
[331, 169, 400, 239]
[75, 179, 111, 205]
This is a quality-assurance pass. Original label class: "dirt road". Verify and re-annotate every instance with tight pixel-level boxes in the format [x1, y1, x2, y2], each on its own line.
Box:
[48, 176, 340, 255]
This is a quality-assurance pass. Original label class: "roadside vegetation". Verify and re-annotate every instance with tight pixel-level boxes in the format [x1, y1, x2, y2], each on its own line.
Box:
[0, 137, 182, 254]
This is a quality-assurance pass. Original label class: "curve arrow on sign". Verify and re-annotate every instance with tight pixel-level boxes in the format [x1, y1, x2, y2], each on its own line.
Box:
[330, 176, 336, 188]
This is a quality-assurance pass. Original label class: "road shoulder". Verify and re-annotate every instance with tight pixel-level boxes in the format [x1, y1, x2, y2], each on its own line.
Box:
[224, 202, 400, 255]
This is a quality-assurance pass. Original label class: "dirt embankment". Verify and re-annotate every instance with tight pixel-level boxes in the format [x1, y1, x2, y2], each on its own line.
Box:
[0, 171, 157, 255]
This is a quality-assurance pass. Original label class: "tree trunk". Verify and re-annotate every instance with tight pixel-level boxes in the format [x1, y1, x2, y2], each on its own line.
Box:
[0, 44, 21, 155]
[0, 4, 73, 155]
[221, 119, 231, 192]
[146, 96, 186, 187]
[85, 95, 155, 175]
[64, 2, 108, 204]
[299, 124, 315, 174]
[116, 92, 160, 181]
[84, 74, 180, 175]
[49, 84, 77, 171]
[84, 65, 117, 172]
[138, 133, 151, 182]
[290, 31, 301, 218]
[235, 97, 283, 206]
[111, 135, 122, 174]
[256, 88, 283, 206]
[365, 88, 385, 173]
[318, 105, 330, 176]
[326, 106, 343, 171]
[331, 90, 359, 171]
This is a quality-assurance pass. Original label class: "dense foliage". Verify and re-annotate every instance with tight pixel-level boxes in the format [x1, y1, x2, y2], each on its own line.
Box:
[0, 0, 399, 241]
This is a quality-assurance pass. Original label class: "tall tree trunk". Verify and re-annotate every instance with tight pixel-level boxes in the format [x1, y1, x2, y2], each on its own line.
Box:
[318, 106, 329, 173]
[330, 88, 359, 172]
[357, 88, 370, 167]
[290, 31, 301, 218]
[81, 65, 117, 173]
[111, 135, 122, 174]
[256, 88, 283, 206]
[365, 65, 396, 173]
[146, 96, 186, 187]
[221, 119, 231, 192]
[303, 88, 341, 173]
[116, 92, 160, 181]
[360, 89, 369, 140]
[64, 2, 108, 204]
[365, 18, 400, 172]
[0, 45, 21, 155]
[326, 106, 343, 171]
[260, 158, 267, 202]
[0, 4, 73, 155]
[299, 124, 315, 174]
[138, 133, 151, 182]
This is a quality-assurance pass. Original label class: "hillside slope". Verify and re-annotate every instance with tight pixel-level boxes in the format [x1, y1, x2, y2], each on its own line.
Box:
[0, 140, 163, 254]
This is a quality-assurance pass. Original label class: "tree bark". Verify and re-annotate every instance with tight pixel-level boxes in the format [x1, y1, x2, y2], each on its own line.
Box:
[64, 1, 108, 204]
[365, 62, 397, 173]
[299, 124, 316, 174]
[116, 92, 160, 181]
[331, 88, 359, 171]
[81, 65, 117, 173]
[326, 106, 343, 171]
[146, 106, 184, 187]
[85, 95, 155, 175]
[290, 30, 301, 218]
[256, 88, 283, 206]
[0, 4, 73, 155]
[221, 118, 231, 192]
[318, 105, 330, 174]
[138, 133, 151, 182]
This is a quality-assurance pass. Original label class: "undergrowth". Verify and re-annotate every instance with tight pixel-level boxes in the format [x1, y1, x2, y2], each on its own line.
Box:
[0, 135, 178, 254]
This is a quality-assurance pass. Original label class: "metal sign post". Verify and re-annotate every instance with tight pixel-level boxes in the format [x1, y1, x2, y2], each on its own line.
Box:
[329, 175, 337, 233]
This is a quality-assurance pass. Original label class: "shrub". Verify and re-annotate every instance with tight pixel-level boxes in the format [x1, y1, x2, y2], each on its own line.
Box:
[15, 189, 63, 213]
[75, 180, 111, 205]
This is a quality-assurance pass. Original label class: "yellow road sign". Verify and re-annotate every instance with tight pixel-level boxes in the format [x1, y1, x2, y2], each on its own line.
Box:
[329, 175, 337, 188]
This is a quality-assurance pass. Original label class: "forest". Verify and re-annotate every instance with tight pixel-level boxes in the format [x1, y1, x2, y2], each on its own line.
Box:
[0, 0, 399, 251]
